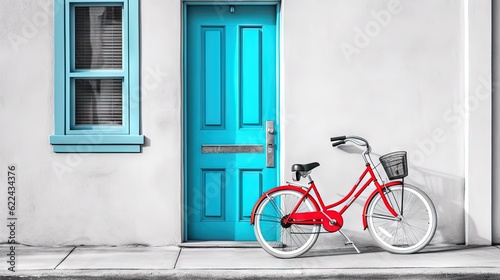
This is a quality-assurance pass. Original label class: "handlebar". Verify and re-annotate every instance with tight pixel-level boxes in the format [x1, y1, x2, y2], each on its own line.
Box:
[330, 135, 383, 180]
[330, 136, 346, 142]
[331, 140, 345, 147]
[330, 135, 371, 153]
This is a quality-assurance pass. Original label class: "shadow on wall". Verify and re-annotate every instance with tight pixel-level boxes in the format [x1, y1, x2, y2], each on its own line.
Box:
[406, 165, 465, 244]
[342, 145, 466, 244]
[296, 146, 465, 248]
[351, 146, 464, 245]
[464, 216, 492, 245]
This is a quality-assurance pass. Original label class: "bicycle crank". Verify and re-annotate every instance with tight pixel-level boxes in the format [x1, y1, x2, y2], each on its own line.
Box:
[322, 210, 343, 232]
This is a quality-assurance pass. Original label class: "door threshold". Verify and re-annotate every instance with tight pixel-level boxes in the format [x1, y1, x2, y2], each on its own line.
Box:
[180, 241, 261, 248]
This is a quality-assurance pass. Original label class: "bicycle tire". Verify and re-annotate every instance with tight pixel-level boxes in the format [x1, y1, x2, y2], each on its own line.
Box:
[253, 189, 320, 258]
[366, 184, 437, 254]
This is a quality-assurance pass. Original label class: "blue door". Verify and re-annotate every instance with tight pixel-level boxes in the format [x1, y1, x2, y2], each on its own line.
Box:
[185, 5, 278, 241]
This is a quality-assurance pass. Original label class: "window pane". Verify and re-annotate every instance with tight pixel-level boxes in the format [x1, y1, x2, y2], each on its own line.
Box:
[75, 6, 123, 69]
[75, 79, 123, 125]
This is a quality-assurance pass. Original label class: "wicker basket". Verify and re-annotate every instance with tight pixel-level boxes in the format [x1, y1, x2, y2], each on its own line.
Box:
[379, 151, 408, 180]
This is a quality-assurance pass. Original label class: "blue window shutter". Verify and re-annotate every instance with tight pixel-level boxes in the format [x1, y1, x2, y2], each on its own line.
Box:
[129, 0, 140, 136]
[53, 0, 66, 137]
[50, 0, 144, 153]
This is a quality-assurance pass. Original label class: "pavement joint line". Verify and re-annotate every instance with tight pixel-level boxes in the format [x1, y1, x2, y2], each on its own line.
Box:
[173, 247, 182, 269]
[53, 246, 77, 270]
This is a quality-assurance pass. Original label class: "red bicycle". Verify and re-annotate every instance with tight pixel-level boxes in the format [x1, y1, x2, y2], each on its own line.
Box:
[250, 136, 437, 258]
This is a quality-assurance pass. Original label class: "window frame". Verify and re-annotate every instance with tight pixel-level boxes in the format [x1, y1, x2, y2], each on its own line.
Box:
[50, 0, 143, 153]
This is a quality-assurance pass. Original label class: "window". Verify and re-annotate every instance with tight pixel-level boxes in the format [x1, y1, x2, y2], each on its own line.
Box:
[50, 0, 143, 153]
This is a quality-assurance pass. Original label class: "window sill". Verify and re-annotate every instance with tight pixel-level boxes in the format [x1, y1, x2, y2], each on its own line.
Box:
[50, 135, 144, 153]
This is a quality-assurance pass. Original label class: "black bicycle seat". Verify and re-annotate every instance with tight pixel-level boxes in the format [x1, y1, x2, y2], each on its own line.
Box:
[291, 162, 320, 172]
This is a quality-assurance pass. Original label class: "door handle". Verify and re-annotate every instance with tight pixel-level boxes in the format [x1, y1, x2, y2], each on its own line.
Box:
[266, 120, 275, 168]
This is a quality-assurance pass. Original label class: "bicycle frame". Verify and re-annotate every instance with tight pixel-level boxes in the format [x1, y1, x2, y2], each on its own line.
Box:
[251, 136, 437, 257]
[250, 163, 402, 231]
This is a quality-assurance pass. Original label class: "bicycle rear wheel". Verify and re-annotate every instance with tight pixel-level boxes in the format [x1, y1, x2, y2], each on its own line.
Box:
[366, 184, 437, 254]
[253, 189, 320, 258]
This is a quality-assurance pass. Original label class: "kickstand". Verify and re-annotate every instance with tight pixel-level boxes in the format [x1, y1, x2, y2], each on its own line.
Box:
[338, 230, 361, 254]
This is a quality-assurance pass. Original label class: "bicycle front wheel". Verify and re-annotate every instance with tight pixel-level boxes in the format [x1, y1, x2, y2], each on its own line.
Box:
[366, 184, 437, 254]
[254, 189, 320, 258]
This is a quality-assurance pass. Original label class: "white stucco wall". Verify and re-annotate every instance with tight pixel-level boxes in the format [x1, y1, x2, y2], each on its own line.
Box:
[281, 0, 465, 246]
[464, 0, 492, 245]
[0, 0, 183, 246]
[0, 0, 490, 246]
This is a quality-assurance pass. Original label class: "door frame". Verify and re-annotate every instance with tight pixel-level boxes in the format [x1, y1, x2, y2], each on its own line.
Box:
[181, 1, 282, 241]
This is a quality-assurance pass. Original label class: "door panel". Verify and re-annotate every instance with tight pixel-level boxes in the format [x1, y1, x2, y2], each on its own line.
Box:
[186, 5, 278, 241]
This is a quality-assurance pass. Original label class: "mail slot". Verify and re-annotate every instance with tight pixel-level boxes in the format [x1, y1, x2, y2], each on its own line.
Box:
[201, 145, 264, 154]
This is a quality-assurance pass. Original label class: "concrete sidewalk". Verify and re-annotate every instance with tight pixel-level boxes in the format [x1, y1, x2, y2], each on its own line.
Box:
[1, 244, 499, 279]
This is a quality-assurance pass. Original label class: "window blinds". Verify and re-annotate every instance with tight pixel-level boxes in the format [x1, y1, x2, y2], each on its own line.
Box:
[75, 6, 123, 69]
[75, 79, 123, 125]
[73, 6, 123, 126]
